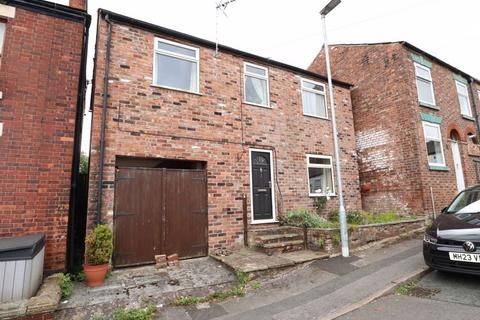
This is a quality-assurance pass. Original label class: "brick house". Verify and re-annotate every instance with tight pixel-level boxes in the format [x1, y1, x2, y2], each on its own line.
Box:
[87, 9, 361, 267]
[309, 42, 480, 215]
[0, 0, 90, 272]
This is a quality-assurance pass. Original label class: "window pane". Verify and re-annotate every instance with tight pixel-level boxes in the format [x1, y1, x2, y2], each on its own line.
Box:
[459, 94, 471, 115]
[303, 91, 327, 117]
[157, 41, 197, 58]
[426, 140, 444, 165]
[245, 65, 266, 77]
[155, 53, 198, 92]
[424, 124, 440, 139]
[245, 75, 268, 105]
[309, 167, 333, 194]
[303, 81, 324, 92]
[456, 82, 468, 96]
[415, 66, 431, 79]
[416, 78, 434, 104]
[0, 23, 5, 54]
[309, 157, 331, 165]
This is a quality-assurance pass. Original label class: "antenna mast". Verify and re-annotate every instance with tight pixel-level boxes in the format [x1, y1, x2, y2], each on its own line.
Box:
[215, 0, 237, 57]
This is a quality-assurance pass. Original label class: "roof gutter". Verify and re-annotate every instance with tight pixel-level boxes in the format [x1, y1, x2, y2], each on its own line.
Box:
[97, 9, 353, 89]
[5, 0, 88, 22]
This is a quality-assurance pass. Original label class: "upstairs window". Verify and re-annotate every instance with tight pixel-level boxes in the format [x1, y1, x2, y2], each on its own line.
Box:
[302, 79, 327, 119]
[307, 155, 334, 196]
[153, 38, 199, 93]
[415, 63, 435, 106]
[0, 22, 5, 55]
[422, 122, 445, 166]
[244, 63, 269, 107]
[455, 81, 472, 117]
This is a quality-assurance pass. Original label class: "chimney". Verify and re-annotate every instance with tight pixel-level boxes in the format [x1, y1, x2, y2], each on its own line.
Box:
[69, 0, 87, 11]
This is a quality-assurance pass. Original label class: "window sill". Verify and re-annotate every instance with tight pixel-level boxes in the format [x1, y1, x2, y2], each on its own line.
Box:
[309, 194, 336, 198]
[150, 84, 203, 96]
[462, 114, 476, 122]
[428, 165, 449, 171]
[243, 101, 271, 109]
[419, 101, 440, 110]
[251, 219, 277, 225]
[303, 113, 329, 121]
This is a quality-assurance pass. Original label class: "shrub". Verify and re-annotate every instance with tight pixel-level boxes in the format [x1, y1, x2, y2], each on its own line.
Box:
[313, 196, 328, 215]
[85, 224, 113, 265]
[58, 273, 74, 299]
[279, 209, 337, 229]
[329, 210, 402, 225]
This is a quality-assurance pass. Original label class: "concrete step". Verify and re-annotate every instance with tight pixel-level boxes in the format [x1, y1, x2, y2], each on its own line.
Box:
[256, 233, 304, 244]
[261, 239, 305, 255]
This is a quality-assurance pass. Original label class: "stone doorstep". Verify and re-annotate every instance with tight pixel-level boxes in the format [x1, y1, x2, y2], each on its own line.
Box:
[257, 233, 303, 242]
[0, 274, 60, 320]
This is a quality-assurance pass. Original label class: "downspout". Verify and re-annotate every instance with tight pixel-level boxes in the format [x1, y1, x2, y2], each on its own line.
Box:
[468, 78, 480, 137]
[95, 14, 113, 225]
[66, 13, 91, 272]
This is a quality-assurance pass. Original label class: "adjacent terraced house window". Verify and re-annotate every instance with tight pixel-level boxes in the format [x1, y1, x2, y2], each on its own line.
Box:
[0, 22, 5, 55]
[244, 63, 269, 107]
[455, 81, 472, 117]
[302, 79, 327, 119]
[153, 37, 199, 93]
[307, 155, 334, 196]
[422, 122, 445, 166]
[414, 63, 435, 106]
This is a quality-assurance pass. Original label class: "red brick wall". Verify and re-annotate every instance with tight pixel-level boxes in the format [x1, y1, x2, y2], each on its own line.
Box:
[310, 43, 480, 215]
[87, 16, 361, 252]
[0, 6, 85, 271]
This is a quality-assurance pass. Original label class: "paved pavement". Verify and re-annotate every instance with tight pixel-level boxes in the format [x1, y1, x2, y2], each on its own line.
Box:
[158, 239, 427, 320]
[338, 270, 480, 320]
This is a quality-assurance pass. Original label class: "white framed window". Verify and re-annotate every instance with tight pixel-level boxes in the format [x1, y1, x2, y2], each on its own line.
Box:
[153, 37, 199, 93]
[301, 79, 328, 119]
[0, 22, 5, 55]
[244, 63, 269, 107]
[455, 81, 472, 117]
[414, 63, 435, 106]
[422, 122, 445, 167]
[307, 155, 335, 196]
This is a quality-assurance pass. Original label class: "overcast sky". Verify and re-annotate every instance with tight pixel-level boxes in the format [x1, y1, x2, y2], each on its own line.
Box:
[78, 0, 480, 152]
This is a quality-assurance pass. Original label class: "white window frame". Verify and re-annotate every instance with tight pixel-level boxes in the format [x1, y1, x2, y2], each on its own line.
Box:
[455, 80, 472, 117]
[306, 154, 335, 197]
[152, 37, 200, 94]
[414, 63, 436, 106]
[249, 148, 276, 224]
[0, 21, 6, 56]
[422, 122, 446, 167]
[301, 79, 328, 119]
[243, 62, 270, 108]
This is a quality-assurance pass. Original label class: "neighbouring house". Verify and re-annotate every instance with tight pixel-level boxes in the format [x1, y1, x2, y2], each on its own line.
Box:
[309, 42, 480, 215]
[0, 0, 90, 272]
[87, 9, 362, 268]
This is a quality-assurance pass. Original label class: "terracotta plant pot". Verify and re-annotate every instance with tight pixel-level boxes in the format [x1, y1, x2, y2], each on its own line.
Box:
[83, 263, 109, 287]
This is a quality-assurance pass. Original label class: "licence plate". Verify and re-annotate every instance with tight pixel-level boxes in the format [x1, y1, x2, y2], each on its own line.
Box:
[449, 252, 480, 263]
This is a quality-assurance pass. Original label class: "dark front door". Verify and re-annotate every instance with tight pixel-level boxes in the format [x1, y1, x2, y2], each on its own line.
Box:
[113, 167, 207, 267]
[251, 150, 274, 221]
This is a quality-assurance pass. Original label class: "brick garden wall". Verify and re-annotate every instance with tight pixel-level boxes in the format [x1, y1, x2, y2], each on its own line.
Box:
[87, 15, 362, 252]
[310, 43, 480, 215]
[0, 6, 85, 271]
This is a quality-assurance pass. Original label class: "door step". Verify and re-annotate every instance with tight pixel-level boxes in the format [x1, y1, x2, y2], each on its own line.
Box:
[253, 227, 306, 255]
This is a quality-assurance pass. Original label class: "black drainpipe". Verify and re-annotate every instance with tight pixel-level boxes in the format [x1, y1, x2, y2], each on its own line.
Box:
[468, 77, 480, 138]
[96, 14, 113, 225]
[66, 13, 91, 272]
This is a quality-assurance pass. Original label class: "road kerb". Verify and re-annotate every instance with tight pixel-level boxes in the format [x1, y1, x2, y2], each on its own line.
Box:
[318, 266, 431, 320]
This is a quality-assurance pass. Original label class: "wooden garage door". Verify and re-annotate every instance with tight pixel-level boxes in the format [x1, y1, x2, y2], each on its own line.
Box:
[113, 167, 208, 267]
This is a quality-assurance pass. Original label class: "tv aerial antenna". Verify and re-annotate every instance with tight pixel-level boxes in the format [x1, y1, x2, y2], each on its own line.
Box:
[215, 0, 238, 57]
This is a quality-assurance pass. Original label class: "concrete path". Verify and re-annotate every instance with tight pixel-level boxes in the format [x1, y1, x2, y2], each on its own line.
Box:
[158, 239, 427, 320]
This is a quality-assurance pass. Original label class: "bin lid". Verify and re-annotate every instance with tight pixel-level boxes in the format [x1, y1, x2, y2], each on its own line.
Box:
[0, 234, 45, 261]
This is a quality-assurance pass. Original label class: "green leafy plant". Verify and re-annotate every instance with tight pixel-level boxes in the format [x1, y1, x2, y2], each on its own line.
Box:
[236, 271, 249, 285]
[279, 209, 337, 229]
[395, 279, 419, 295]
[85, 224, 113, 265]
[251, 282, 262, 290]
[331, 233, 341, 246]
[80, 152, 89, 174]
[70, 271, 85, 282]
[111, 305, 156, 320]
[313, 196, 328, 215]
[58, 273, 74, 299]
[329, 210, 406, 225]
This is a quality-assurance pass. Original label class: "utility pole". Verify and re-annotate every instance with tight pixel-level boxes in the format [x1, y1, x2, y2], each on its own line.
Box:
[320, 0, 349, 257]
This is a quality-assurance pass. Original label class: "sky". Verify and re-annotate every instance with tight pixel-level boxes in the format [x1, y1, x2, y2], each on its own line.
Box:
[75, 0, 480, 153]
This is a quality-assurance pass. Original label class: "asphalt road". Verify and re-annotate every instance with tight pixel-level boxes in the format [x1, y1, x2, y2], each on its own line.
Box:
[338, 270, 480, 320]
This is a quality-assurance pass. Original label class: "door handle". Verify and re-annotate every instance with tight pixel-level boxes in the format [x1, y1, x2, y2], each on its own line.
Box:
[257, 188, 267, 192]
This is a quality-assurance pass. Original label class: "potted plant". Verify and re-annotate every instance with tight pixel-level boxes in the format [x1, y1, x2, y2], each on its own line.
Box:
[83, 224, 113, 287]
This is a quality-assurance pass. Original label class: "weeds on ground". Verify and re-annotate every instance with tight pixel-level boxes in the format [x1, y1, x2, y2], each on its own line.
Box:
[58, 273, 74, 300]
[93, 305, 156, 320]
[250, 282, 262, 290]
[395, 279, 419, 295]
